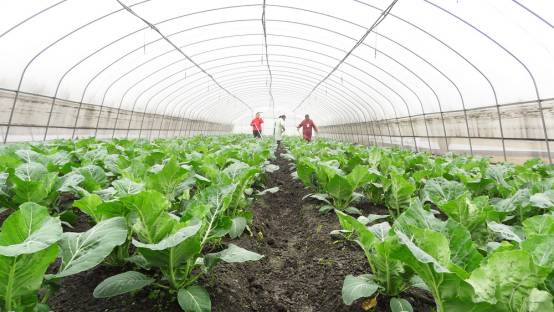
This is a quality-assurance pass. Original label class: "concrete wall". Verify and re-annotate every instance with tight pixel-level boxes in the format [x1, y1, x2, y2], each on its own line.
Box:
[0, 89, 232, 142]
[319, 99, 554, 163]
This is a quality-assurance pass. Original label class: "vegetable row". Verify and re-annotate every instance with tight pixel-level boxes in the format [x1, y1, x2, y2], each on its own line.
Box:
[0, 136, 278, 312]
[285, 137, 554, 312]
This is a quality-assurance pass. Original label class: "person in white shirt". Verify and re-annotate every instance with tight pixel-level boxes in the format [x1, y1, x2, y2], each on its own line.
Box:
[273, 115, 286, 147]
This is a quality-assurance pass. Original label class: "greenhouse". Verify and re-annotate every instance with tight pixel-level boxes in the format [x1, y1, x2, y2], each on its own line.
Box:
[0, 0, 553, 311]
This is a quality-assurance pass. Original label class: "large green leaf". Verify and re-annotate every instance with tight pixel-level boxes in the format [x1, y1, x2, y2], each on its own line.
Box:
[93, 271, 154, 298]
[206, 244, 263, 263]
[53, 217, 128, 278]
[132, 222, 201, 250]
[112, 178, 144, 196]
[0, 245, 58, 311]
[341, 274, 379, 305]
[122, 190, 176, 243]
[177, 286, 211, 312]
[521, 234, 554, 270]
[530, 190, 554, 209]
[522, 214, 554, 236]
[390, 298, 413, 312]
[443, 219, 483, 272]
[0, 202, 62, 257]
[10, 162, 58, 205]
[386, 172, 416, 216]
[229, 216, 247, 239]
[346, 165, 372, 189]
[467, 250, 550, 312]
[493, 189, 530, 213]
[326, 174, 353, 204]
[77, 165, 108, 192]
[421, 177, 466, 206]
[438, 195, 494, 232]
[146, 158, 188, 201]
[487, 221, 524, 243]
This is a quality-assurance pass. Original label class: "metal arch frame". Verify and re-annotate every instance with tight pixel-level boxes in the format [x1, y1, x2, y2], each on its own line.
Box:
[151, 69, 367, 137]
[92, 38, 398, 141]
[57, 16, 429, 142]
[0, 3, 450, 146]
[178, 80, 352, 139]
[0, 0, 549, 160]
[353, 0, 508, 159]
[5, 4, 448, 148]
[2, 0, 153, 144]
[174, 70, 369, 128]
[422, 1, 551, 162]
[162, 56, 388, 143]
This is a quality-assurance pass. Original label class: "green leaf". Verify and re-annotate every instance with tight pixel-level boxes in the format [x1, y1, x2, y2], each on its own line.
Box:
[93, 271, 154, 298]
[438, 195, 495, 232]
[386, 172, 416, 216]
[390, 298, 413, 312]
[493, 189, 530, 212]
[146, 158, 188, 201]
[112, 178, 144, 196]
[487, 221, 524, 243]
[0, 202, 62, 257]
[357, 214, 389, 225]
[177, 286, 211, 312]
[0, 245, 58, 310]
[528, 288, 554, 312]
[467, 250, 550, 311]
[207, 244, 263, 263]
[421, 177, 466, 206]
[326, 174, 353, 204]
[77, 165, 108, 192]
[522, 214, 554, 236]
[256, 186, 279, 196]
[346, 165, 372, 189]
[122, 190, 175, 243]
[53, 217, 128, 278]
[521, 234, 554, 270]
[229, 217, 247, 239]
[10, 163, 58, 205]
[73, 194, 103, 222]
[132, 223, 201, 250]
[530, 190, 554, 209]
[443, 219, 483, 272]
[341, 274, 379, 305]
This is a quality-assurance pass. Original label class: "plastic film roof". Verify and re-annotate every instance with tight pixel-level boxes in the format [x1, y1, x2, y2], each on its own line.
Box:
[1, 0, 553, 126]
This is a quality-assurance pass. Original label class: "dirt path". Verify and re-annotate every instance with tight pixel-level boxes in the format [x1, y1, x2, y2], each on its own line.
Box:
[208, 149, 368, 312]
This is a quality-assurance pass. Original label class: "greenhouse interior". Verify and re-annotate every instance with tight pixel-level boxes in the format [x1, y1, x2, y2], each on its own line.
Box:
[0, 0, 554, 311]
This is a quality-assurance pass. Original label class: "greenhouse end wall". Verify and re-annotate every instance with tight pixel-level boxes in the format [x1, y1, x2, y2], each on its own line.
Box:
[319, 99, 554, 164]
[0, 89, 231, 142]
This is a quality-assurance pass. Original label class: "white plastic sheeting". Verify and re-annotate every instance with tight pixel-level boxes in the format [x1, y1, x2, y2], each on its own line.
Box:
[0, 0, 553, 158]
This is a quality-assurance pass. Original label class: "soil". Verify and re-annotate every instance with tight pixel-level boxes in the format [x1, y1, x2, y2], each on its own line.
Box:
[46, 149, 434, 312]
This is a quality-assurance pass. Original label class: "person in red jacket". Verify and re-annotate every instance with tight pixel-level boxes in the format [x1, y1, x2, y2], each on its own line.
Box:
[297, 114, 318, 142]
[250, 112, 264, 138]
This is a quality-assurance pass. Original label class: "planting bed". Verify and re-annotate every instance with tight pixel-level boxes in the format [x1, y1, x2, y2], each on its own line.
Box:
[47, 149, 433, 312]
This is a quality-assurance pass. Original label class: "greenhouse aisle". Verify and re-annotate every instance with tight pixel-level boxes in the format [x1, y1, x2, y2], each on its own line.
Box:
[199, 149, 432, 312]
[206, 147, 368, 312]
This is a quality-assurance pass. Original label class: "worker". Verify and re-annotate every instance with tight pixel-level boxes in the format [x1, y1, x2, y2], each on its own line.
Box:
[297, 114, 318, 142]
[273, 115, 286, 147]
[250, 112, 264, 138]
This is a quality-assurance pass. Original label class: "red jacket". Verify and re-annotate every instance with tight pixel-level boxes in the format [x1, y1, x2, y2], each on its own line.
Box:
[298, 119, 317, 137]
[250, 117, 264, 131]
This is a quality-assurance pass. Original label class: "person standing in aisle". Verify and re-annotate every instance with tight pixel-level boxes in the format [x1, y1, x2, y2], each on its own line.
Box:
[250, 112, 264, 138]
[273, 115, 286, 147]
[297, 114, 318, 142]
